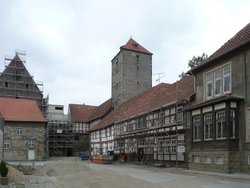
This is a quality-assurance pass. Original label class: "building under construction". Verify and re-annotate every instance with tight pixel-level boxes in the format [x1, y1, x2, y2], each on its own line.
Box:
[90, 76, 194, 166]
[0, 51, 48, 115]
[47, 104, 74, 157]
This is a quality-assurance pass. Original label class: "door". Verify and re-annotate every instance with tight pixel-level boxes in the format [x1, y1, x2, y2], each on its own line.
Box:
[28, 150, 35, 160]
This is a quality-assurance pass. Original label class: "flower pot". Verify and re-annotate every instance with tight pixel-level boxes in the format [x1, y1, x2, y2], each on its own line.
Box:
[1, 177, 9, 185]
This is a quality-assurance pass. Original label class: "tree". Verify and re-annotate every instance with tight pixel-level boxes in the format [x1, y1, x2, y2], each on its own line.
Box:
[179, 53, 208, 78]
[188, 53, 208, 69]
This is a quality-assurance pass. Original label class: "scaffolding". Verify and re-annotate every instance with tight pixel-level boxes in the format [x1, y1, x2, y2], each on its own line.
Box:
[0, 51, 48, 115]
[48, 120, 74, 157]
[113, 104, 186, 166]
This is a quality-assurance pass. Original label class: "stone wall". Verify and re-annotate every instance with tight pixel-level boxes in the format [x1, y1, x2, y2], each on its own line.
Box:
[3, 121, 46, 160]
[112, 50, 152, 107]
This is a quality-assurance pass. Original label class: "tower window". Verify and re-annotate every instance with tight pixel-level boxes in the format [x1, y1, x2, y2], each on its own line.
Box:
[5, 82, 8, 88]
[136, 54, 140, 62]
[26, 84, 29, 89]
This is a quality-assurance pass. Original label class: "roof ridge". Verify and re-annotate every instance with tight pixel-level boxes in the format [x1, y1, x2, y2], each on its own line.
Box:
[120, 38, 153, 55]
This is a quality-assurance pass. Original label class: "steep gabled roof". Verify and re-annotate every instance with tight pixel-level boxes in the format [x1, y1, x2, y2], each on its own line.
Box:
[0, 97, 47, 122]
[89, 98, 112, 122]
[190, 22, 250, 73]
[90, 76, 194, 131]
[120, 38, 153, 55]
[69, 104, 96, 122]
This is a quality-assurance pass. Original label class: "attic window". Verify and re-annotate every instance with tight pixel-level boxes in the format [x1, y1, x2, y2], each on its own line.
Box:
[133, 43, 139, 48]
[55, 107, 63, 110]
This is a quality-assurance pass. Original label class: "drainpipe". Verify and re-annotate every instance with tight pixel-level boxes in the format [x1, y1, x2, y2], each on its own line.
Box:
[243, 53, 247, 101]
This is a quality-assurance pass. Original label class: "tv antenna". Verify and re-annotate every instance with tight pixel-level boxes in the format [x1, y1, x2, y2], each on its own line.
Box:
[153, 72, 165, 84]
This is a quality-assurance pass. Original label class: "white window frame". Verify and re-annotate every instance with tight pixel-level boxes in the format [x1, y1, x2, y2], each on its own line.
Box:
[193, 155, 200, 163]
[216, 111, 226, 139]
[205, 72, 213, 99]
[4, 138, 11, 149]
[203, 63, 231, 100]
[203, 156, 212, 164]
[214, 69, 222, 96]
[193, 116, 201, 141]
[16, 127, 23, 135]
[214, 155, 224, 164]
[223, 65, 231, 93]
[204, 113, 213, 140]
[28, 139, 36, 148]
[177, 106, 184, 122]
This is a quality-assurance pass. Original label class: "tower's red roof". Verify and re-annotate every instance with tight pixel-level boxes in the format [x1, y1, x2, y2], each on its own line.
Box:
[120, 38, 153, 55]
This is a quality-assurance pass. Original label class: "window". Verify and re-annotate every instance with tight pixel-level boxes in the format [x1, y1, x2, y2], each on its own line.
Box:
[28, 139, 36, 148]
[159, 111, 165, 126]
[193, 116, 201, 141]
[204, 114, 213, 140]
[204, 64, 231, 100]
[193, 155, 200, 163]
[5, 82, 8, 88]
[223, 66, 231, 93]
[214, 156, 224, 164]
[203, 156, 212, 164]
[55, 106, 63, 110]
[177, 106, 183, 122]
[16, 128, 23, 135]
[4, 138, 11, 149]
[230, 110, 236, 139]
[26, 84, 29, 89]
[214, 69, 221, 96]
[205, 72, 213, 99]
[216, 111, 226, 139]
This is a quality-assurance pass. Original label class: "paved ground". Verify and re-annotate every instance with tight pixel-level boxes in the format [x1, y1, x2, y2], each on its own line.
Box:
[6, 157, 250, 188]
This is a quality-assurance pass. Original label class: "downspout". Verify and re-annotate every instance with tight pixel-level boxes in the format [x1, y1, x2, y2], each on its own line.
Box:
[243, 53, 247, 101]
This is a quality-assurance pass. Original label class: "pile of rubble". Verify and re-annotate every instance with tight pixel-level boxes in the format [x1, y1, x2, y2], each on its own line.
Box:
[7, 165, 28, 184]
[16, 164, 37, 175]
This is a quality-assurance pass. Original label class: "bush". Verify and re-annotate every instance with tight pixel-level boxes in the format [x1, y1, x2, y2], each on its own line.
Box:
[0, 161, 8, 177]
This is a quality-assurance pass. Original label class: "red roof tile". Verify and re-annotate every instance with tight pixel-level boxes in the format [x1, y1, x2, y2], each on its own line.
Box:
[190, 22, 250, 72]
[89, 98, 112, 121]
[0, 97, 47, 122]
[90, 76, 194, 131]
[120, 38, 153, 55]
[69, 104, 96, 122]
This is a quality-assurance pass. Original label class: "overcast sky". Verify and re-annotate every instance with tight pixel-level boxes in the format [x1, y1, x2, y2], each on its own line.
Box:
[1, 0, 250, 111]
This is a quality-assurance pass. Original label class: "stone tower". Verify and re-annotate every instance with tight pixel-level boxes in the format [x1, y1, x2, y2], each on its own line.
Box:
[111, 38, 153, 108]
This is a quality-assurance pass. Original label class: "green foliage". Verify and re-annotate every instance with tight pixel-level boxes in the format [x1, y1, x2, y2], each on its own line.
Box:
[179, 53, 208, 78]
[0, 161, 8, 177]
[178, 71, 188, 78]
[188, 53, 208, 69]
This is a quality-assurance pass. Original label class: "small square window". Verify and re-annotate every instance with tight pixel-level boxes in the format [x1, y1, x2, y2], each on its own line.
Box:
[203, 156, 212, 164]
[4, 138, 11, 149]
[16, 128, 23, 135]
[214, 156, 224, 164]
[28, 139, 36, 148]
[193, 155, 200, 163]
